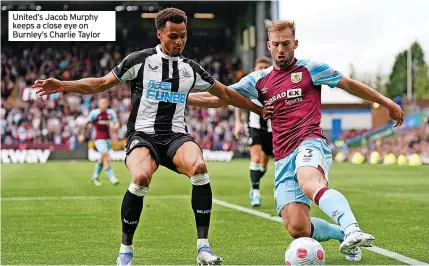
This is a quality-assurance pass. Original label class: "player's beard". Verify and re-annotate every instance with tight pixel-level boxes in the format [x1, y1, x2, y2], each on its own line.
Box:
[275, 53, 294, 70]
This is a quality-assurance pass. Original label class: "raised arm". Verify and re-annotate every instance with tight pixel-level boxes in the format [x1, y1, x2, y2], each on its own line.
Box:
[337, 77, 404, 127]
[302, 59, 405, 128]
[32, 72, 119, 96]
[209, 81, 262, 116]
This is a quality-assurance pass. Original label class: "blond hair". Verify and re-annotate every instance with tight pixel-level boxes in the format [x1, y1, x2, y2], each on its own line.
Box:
[267, 20, 296, 37]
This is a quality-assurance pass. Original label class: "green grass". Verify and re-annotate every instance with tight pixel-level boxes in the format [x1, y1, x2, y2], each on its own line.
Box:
[1, 160, 428, 265]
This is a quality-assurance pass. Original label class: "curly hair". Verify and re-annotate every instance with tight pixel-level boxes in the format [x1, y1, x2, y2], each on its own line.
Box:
[155, 8, 188, 30]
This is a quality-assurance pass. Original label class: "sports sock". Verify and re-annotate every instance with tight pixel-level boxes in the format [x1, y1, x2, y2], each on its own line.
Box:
[250, 162, 263, 190]
[260, 165, 267, 178]
[92, 160, 103, 179]
[121, 182, 148, 245]
[310, 217, 344, 242]
[314, 188, 361, 236]
[105, 166, 116, 180]
[191, 173, 212, 250]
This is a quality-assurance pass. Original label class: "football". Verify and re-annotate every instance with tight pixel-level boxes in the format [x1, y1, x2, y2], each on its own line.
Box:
[285, 237, 326, 265]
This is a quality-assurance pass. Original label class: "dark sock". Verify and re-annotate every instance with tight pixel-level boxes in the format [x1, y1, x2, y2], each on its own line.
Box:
[250, 170, 264, 190]
[121, 190, 144, 245]
[192, 183, 212, 239]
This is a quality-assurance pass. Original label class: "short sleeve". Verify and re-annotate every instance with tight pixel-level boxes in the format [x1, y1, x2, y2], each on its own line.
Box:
[112, 52, 144, 82]
[298, 59, 343, 88]
[187, 60, 216, 91]
[229, 72, 261, 101]
[88, 110, 98, 122]
[108, 109, 118, 122]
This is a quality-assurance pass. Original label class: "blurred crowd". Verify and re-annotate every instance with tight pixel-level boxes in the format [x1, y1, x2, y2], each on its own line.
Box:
[336, 123, 429, 165]
[1, 43, 241, 151]
[2, 43, 428, 164]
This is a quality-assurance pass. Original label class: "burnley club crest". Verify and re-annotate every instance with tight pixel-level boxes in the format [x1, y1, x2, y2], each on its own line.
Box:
[291, 72, 302, 83]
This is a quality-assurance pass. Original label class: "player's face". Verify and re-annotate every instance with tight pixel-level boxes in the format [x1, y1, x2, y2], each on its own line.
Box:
[254, 62, 271, 71]
[267, 28, 298, 70]
[157, 22, 187, 57]
[98, 99, 109, 111]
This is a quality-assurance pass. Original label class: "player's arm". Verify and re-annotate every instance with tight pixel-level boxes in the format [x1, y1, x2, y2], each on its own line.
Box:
[33, 51, 141, 96]
[109, 110, 120, 130]
[80, 110, 95, 138]
[188, 61, 261, 115]
[306, 60, 404, 127]
[187, 92, 227, 108]
[337, 77, 404, 126]
[32, 73, 119, 96]
[209, 81, 263, 116]
[234, 107, 244, 139]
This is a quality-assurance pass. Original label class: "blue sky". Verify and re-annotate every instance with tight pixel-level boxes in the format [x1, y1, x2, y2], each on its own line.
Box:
[278, 0, 429, 77]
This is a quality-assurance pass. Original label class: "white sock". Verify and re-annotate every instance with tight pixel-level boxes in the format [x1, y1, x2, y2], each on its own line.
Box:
[197, 238, 209, 250]
[120, 244, 134, 253]
[253, 189, 261, 197]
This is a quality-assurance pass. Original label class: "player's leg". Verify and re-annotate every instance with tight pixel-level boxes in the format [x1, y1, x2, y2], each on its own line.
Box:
[102, 140, 119, 185]
[249, 144, 264, 206]
[274, 151, 350, 258]
[171, 140, 222, 265]
[116, 133, 159, 266]
[91, 158, 103, 186]
[92, 140, 106, 186]
[296, 138, 374, 258]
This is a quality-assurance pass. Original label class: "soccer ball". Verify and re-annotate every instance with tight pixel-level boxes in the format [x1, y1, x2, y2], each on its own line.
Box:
[284, 237, 325, 265]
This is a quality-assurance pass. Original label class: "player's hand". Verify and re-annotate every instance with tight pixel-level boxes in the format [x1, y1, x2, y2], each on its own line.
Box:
[234, 121, 243, 139]
[31, 78, 64, 96]
[78, 134, 85, 143]
[262, 101, 274, 120]
[386, 101, 405, 127]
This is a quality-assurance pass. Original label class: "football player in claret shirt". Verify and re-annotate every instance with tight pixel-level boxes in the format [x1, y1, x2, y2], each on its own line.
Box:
[187, 20, 404, 261]
[84, 97, 120, 186]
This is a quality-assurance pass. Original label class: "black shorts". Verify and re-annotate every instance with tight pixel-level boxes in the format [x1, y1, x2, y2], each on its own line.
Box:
[125, 131, 199, 173]
[248, 128, 273, 156]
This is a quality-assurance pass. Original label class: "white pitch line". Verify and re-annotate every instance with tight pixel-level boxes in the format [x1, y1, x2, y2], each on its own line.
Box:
[212, 198, 429, 265]
[1, 195, 189, 201]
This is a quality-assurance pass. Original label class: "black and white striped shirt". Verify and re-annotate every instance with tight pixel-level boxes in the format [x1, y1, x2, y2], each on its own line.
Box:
[112, 45, 215, 134]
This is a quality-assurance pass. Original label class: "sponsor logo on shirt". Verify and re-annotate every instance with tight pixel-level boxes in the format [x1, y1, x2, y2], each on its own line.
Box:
[287, 88, 301, 99]
[145, 80, 186, 104]
[267, 88, 302, 105]
[148, 64, 158, 72]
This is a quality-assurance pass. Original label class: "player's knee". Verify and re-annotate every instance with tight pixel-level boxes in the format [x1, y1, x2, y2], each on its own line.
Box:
[252, 155, 262, 164]
[287, 223, 310, 239]
[132, 172, 152, 187]
[189, 160, 207, 176]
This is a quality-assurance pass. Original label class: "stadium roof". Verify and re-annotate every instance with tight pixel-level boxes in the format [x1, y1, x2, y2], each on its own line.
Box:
[321, 86, 365, 104]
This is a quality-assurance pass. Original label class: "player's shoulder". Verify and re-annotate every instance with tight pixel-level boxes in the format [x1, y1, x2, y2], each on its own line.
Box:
[88, 108, 101, 119]
[122, 47, 157, 64]
[89, 108, 101, 115]
[182, 57, 203, 69]
[295, 58, 330, 72]
[245, 65, 275, 82]
[107, 108, 117, 115]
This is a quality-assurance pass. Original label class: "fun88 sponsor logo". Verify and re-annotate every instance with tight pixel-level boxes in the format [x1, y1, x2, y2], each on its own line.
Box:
[145, 80, 186, 104]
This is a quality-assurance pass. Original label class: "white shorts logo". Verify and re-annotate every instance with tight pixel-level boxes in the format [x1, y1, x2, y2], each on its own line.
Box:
[129, 139, 140, 150]
[287, 88, 302, 99]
